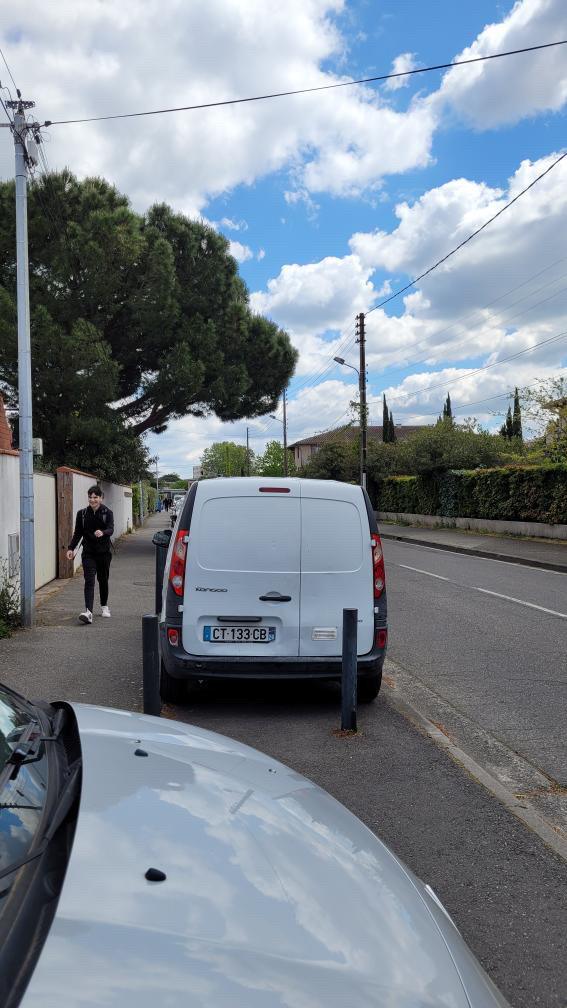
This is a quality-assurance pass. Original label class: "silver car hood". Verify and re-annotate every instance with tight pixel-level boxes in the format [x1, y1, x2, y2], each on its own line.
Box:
[22, 704, 508, 1008]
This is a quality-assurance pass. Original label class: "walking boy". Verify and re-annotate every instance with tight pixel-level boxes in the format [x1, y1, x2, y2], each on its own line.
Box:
[66, 485, 114, 624]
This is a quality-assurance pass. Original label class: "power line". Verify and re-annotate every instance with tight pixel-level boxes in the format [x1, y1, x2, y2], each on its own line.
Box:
[385, 329, 567, 404]
[42, 40, 567, 127]
[374, 274, 567, 380]
[365, 151, 567, 316]
[0, 46, 18, 95]
[366, 254, 567, 375]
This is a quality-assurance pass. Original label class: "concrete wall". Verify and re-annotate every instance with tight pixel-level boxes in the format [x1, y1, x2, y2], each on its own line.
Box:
[34, 473, 57, 587]
[0, 451, 20, 582]
[377, 511, 567, 541]
[0, 457, 57, 590]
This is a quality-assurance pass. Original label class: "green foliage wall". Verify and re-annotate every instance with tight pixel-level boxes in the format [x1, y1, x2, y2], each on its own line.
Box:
[374, 466, 567, 525]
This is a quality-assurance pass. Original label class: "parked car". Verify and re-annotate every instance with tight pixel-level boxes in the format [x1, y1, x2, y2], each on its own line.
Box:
[159, 477, 387, 704]
[0, 681, 509, 1008]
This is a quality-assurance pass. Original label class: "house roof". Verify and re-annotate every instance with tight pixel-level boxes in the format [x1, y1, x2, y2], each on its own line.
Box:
[288, 424, 430, 449]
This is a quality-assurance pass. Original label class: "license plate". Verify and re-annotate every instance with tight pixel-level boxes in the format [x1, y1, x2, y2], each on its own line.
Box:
[204, 625, 276, 643]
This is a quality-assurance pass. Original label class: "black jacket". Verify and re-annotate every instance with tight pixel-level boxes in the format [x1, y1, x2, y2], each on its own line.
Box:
[69, 505, 114, 555]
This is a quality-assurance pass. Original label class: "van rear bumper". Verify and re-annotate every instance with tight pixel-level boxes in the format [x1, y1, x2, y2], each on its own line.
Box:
[160, 623, 386, 680]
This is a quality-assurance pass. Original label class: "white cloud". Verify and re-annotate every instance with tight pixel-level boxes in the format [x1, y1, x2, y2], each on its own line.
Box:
[257, 248, 265, 261]
[229, 240, 253, 263]
[217, 217, 248, 232]
[0, 0, 434, 211]
[251, 254, 375, 335]
[430, 0, 567, 128]
[383, 52, 417, 91]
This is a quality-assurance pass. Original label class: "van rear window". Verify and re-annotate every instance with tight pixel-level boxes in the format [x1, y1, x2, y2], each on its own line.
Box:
[196, 497, 300, 572]
[301, 498, 363, 573]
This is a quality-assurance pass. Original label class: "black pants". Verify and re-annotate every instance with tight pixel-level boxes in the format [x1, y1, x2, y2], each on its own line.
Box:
[82, 552, 112, 611]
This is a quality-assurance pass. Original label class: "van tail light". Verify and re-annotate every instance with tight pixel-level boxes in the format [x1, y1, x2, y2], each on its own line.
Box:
[167, 627, 179, 647]
[169, 529, 188, 597]
[376, 628, 387, 649]
[371, 534, 385, 598]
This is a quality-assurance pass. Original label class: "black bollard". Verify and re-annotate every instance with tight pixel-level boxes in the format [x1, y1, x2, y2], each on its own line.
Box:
[341, 608, 358, 732]
[142, 613, 161, 717]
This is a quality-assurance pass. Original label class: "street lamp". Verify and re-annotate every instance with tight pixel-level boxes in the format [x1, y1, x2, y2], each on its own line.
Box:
[333, 356, 364, 488]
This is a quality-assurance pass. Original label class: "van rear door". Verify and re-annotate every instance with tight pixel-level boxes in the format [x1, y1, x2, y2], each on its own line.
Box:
[182, 480, 301, 657]
[299, 484, 374, 657]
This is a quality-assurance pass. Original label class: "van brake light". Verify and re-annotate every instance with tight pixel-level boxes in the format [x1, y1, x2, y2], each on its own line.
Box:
[371, 534, 386, 598]
[170, 529, 188, 597]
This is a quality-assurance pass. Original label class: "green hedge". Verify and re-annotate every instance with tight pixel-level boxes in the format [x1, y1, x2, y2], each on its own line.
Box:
[373, 465, 567, 525]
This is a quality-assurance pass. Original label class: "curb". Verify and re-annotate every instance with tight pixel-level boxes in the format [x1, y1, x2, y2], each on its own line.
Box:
[383, 680, 567, 865]
[380, 531, 567, 574]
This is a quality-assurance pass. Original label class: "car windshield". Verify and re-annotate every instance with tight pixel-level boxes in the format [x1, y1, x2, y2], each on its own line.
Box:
[0, 688, 49, 892]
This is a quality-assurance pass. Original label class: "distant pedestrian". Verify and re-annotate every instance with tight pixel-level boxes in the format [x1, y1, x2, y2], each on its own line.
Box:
[164, 496, 172, 512]
[66, 485, 114, 624]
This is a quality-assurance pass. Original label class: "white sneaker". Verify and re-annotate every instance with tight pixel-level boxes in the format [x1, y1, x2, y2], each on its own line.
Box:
[79, 610, 93, 624]
[101, 605, 111, 618]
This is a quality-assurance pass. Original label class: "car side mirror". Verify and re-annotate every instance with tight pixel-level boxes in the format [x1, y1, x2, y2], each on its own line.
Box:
[152, 529, 172, 547]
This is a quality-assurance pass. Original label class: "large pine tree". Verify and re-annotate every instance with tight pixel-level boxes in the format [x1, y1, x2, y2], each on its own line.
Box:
[382, 394, 389, 442]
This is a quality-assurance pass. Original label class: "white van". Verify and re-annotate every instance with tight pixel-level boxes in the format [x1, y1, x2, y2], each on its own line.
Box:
[159, 477, 387, 703]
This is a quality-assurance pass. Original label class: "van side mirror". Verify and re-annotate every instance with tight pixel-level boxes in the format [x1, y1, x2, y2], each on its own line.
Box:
[152, 529, 172, 548]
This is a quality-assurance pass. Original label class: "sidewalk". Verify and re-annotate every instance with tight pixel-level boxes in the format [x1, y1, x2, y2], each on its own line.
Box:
[1, 512, 168, 710]
[379, 521, 567, 572]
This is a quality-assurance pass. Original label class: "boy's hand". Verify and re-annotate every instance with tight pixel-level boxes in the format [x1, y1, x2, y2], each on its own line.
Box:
[94, 530, 103, 538]
[66, 550, 73, 560]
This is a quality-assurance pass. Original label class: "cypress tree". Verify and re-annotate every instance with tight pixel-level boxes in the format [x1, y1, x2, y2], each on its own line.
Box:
[502, 405, 514, 439]
[389, 409, 396, 442]
[512, 387, 523, 440]
[382, 394, 389, 442]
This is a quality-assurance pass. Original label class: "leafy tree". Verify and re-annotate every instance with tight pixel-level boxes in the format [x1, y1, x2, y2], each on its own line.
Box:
[159, 472, 182, 484]
[255, 440, 296, 476]
[302, 439, 358, 482]
[0, 172, 297, 479]
[391, 423, 517, 476]
[201, 441, 254, 477]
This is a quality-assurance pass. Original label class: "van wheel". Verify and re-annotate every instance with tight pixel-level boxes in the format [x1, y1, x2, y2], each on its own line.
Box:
[357, 670, 382, 703]
[159, 662, 187, 704]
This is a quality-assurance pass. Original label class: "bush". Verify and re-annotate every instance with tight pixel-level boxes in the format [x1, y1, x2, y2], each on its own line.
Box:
[0, 562, 20, 637]
[373, 465, 567, 524]
[302, 440, 358, 482]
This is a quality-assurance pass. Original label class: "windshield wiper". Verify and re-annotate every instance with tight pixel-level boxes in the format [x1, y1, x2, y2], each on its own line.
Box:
[0, 763, 81, 883]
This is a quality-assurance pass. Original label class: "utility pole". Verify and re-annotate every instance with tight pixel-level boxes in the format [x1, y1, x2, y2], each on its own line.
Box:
[283, 388, 288, 477]
[6, 97, 37, 627]
[154, 455, 159, 505]
[246, 427, 250, 476]
[356, 312, 367, 490]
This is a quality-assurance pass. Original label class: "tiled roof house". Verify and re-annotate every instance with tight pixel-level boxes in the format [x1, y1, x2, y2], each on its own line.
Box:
[288, 424, 429, 469]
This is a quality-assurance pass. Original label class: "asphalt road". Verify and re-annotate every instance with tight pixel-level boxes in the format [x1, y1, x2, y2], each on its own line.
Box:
[383, 538, 567, 785]
[2, 516, 567, 1006]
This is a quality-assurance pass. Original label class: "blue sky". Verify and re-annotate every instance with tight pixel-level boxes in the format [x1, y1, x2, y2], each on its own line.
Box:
[1, 0, 566, 476]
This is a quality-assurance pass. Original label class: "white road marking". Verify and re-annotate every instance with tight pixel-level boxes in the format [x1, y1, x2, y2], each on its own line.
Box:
[398, 564, 453, 582]
[385, 538, 567, 576]
[396, 563, 567, 620]
[474, 587, 567, 620]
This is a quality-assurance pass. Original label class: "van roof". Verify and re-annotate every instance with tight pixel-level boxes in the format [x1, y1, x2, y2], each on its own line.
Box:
[195, 476, 365, 501]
